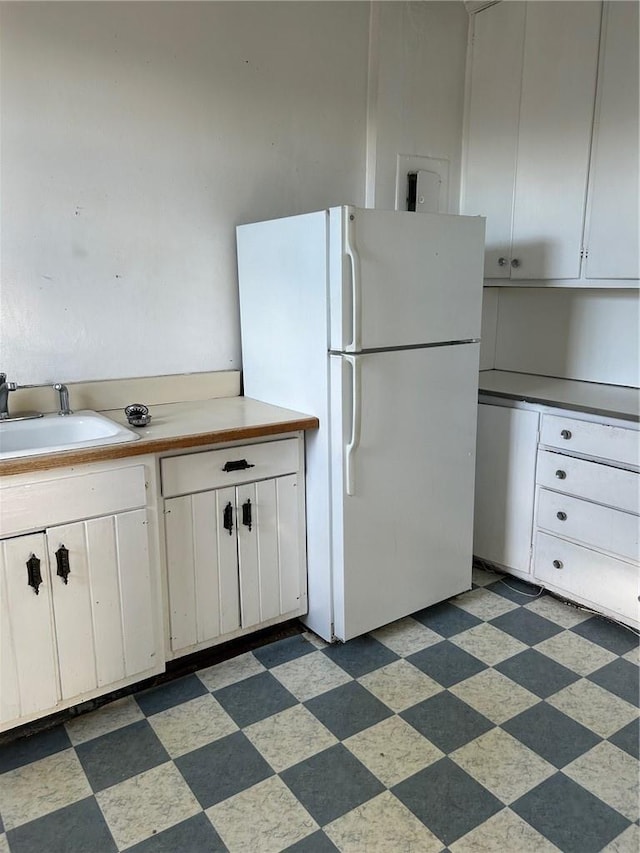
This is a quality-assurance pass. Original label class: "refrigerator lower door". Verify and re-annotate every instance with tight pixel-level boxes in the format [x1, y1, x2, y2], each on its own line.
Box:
[329, 343, 480, 641]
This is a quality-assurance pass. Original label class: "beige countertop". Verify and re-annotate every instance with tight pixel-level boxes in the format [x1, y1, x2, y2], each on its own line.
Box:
[479, 370, 640, 423]
[0, 397, 319, 477]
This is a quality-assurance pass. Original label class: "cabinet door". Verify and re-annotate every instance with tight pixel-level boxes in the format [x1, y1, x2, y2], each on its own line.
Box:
[47, 510, 157, 701]
[237, 476, 303, 629]
[584, 1, 639, 279]
[165, 488, 240, 653]
[0, 534, 59, 725]
[462, 1, 525, 278]
[510, 2, 601, 279]
[473, 404, 539, 574]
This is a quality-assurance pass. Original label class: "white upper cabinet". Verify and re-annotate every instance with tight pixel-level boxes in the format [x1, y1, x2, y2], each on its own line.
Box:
[583, 1, 639, 279]
[462, 2, 603, 281]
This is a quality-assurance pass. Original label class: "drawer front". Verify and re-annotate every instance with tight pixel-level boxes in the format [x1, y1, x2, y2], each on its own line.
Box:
[161, 438, 299, 498]
[536, 488, 639, 563]
[536, 450, 640, 514]
[540, 414, 639, 468]
[533, 532, 639, 624]
[0, 465, 147, 538]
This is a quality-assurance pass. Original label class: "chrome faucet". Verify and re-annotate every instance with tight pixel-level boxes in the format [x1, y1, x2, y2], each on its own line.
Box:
[0, 374, 17, 420]
[0, 374, 43, 421]
[53, 383, 72, 416]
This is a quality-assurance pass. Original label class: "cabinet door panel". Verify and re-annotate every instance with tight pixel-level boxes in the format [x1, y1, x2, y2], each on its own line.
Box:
[48, 522, 98, 700]
[584, 1, 639, 279]
[165, 495, 198, 651]
[473, 404, 539, 573]
[275, 475, 304, 615]
[165, 490, 241, 652]
[463, 1, 525, 278]
[511, 1, 601, 279]
[1, 534, 59, 724]
[237, 483, 262, 629]
[80, 516, 126, 688]
[115, 509, 157, 678]
[215, 488, 242, 636]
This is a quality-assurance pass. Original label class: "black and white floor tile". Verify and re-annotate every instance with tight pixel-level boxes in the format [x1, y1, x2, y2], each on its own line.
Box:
[0, 568, 638, 852]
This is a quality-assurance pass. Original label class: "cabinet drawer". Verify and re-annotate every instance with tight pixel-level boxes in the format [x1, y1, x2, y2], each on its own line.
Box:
[0, 465, 147, 538]
[533, 532, 639, 624]
[161, 438, 299, 498]
[536, 488, 639, 563]
[536, 450, 639, 514]
[540, 414, 639, 468]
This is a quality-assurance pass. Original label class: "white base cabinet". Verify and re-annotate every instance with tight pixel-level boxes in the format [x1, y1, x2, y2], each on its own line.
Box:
[0, 459, 164, 733]
[161, 437, 307, 658]
[474, 398, 639, 628]
[473, 402, 539, 576]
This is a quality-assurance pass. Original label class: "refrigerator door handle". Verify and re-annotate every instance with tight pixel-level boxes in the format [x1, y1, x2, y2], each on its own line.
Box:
[344, 212, 361, 353]
[345, 355, 362, 496]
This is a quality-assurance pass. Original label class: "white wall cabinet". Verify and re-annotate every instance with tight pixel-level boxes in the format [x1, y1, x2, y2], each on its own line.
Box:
[463, 2, 609, 282]
[473, 402, 539, 576]
[161, 438, 307, 658]
[583, 1, 639, 280]
[0, 460, 163, 733]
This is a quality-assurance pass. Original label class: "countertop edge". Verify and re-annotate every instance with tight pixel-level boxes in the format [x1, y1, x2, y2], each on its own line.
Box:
[0, 415, 319, 478]
[478, 371, 640, 424]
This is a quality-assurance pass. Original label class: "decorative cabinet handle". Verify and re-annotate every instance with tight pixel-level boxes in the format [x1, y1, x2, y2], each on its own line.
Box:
[26, 554, 43, 595]
[55, 545, 70, 584]
[511, 258, 521, 268]
[553, 559, 564, 569]
[556, 511, 567, 521]
[222, 459, 255, 473]
[561, 429, 572, 440]
[555, 470, 567, 479]
[223, 502, 234, 535]
[498, 257, 508, 267]
[242, 499, 252, 532]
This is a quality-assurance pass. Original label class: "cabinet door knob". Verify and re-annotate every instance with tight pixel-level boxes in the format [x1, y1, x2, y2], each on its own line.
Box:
[555, 469, 567, 479]
[556, 511, 567, 521]
[498, 257, 508, 267]
[561, 429, 572, 440]
[511, 258, 520, 268]
[26, 554, 43, 595]
[553, 559, 564, 569]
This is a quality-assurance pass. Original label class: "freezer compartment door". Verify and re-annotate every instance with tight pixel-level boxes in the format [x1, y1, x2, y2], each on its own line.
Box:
[329, 207, 485, 352]
[329, 344, 480, 641]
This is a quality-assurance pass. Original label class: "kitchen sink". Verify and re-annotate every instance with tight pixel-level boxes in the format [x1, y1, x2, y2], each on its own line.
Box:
[0, 411, 139, 459]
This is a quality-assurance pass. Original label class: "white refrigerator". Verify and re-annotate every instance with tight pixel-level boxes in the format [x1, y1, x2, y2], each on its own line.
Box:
[237, 206, 485, 642]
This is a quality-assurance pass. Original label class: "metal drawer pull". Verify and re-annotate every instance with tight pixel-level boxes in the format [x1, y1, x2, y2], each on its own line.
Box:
[555, 470, 567, 479]
[55, 545, 71, 584]
[556, 511, 567, 521]
[498, 257, 508, 267]
[26, 554, 43, 595]
[222, 459, 255, 473]
[553, 559, 564, 569]
[560, 429, 572, 440]
[511, 258, 520, 268]
[223, 502, 234, 535]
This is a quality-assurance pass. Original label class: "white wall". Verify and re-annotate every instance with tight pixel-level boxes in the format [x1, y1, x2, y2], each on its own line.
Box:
[492, 288, 640, 388]
[0, 2, 370, 384]
[1, 1, 471, 386]
[369, 1, 469, 211]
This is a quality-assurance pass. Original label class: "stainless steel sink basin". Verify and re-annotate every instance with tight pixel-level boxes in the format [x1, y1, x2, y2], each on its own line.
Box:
[0, 411, 139, 460]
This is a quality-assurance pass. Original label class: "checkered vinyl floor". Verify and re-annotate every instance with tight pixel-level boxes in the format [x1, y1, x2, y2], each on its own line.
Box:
[0, 568, 638, 852]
